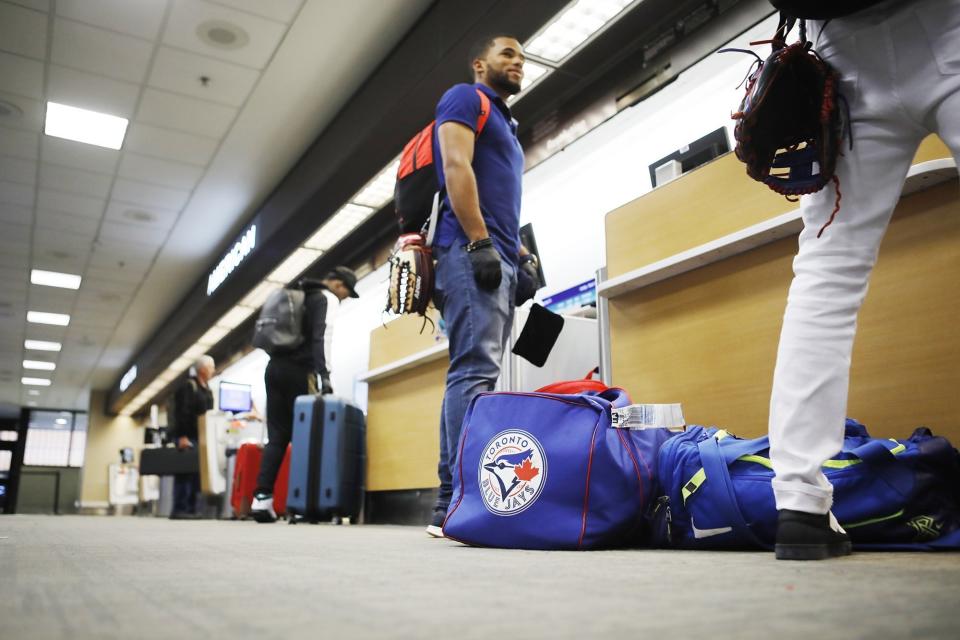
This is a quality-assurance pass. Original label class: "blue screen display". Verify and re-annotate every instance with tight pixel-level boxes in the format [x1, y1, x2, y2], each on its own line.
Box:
[219, 381, 252, 413]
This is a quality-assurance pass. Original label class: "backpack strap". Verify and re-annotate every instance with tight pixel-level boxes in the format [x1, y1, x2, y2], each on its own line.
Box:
[474, 88, 491, 136]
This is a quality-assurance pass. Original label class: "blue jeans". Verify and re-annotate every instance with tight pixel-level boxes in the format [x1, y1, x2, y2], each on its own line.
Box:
[433, 245, 517, 512]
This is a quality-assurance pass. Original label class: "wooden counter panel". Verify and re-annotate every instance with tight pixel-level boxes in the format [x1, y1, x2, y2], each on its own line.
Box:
[365, 358, 446, 491]
[610, 179, 960, 442]
[368, 309, 443, 370]
[605, 135, 950, 280]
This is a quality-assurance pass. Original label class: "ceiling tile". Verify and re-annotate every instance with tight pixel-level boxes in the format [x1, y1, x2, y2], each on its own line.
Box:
[82, 270, 142, 290]
[56, 0, 167, 41]
[163, 0, 288, 70]
[111, 178, 190, 211]
[35, 208, 101, 236]
[47, 64, 140, 119]
[39, 164, 114, 199]
[41, 136, 120, 174]
[124, 122, 219, 166]
[36, 188, 105, 218]
[0, 266, 29, 289]
[0, 250, 30, 269]
[6, 1, 50, 12]
[51, 18, 154, 84]
[71, 306, 124, 326]
[0, 125, 40, 159]
[207, 0, 303, 23]
[104, 200, 178, 231]
[0, 203, 33, 225]
[73, 292, 129, 316]
[118, 153, 204, 191]
[0, 235, 30, 257]
[29, 246, 87, 275]
[148, 46, 259, 107]
[0, 91, 44, 131]
[0, 180, 35, 207]
[97, 220, 167, 248]
[0, 2, 48, 60]
[0, 156, 36, 185]
[135, 88, 237, 138]
[28, 286, 78, 313]
[88, 243, 155, 271]
[2, 222, 31, 244]
[0, 53, 44, 100]
[34, 225, 96, 250]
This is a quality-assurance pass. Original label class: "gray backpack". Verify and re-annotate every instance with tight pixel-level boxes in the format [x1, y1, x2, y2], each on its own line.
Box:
[252, 287, 306, 355]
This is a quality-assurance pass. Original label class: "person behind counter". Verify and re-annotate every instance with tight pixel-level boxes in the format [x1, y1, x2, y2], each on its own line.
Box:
[250, 267, 359, 523]
[170, 354, 215, 520]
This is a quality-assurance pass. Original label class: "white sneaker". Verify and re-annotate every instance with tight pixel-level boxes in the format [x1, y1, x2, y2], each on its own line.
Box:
[250, 494, 277, 523]
[425, 509, 445, 538]
[425, 524, 444, 538]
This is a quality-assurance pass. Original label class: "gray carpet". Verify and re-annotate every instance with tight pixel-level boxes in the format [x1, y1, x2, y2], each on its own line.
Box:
[1, 515, 958, 640]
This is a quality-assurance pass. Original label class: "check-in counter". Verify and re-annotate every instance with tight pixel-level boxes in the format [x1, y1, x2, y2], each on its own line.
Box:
[599, 135, 958, 440]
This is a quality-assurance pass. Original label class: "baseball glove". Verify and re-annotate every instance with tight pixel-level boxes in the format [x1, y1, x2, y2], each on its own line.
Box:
[385, 232, 435, 329]
[723, 16, 851, 237]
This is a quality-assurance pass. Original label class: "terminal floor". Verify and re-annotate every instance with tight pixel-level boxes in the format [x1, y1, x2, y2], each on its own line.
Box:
[1, 515, 958, 640]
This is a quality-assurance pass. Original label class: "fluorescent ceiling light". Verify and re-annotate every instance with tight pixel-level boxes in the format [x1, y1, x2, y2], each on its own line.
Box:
[22, 377, 52, 387]
[351, 158, 400, 209]
[30, 269, 82, 290]
[44, 101, 129, 150]
[55, 418, 68, 425]
[23, 360, 56, 371]
[525, 0, 636, 63]
[182, 343, 208, 361]
[24, 339, 62, 352]
[520, 61, 551, 92]
[240, 281, 277, 310]
[196, 325, 230, 347]
[216, 304, 255, 330]
[266, 247, 322, 284]
[27, 311, 70, 326]
[303, 204, 375, 252]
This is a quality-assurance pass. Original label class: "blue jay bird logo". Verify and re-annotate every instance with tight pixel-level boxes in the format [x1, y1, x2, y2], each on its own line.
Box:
[478, 430, 547, 516]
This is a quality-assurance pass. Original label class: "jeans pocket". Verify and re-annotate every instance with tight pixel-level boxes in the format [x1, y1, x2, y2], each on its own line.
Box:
[916, 0, 960, 75]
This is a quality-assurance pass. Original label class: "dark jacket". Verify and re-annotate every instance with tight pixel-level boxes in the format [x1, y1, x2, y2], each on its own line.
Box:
[172, 376, 214, 441]
[770, 0, 894, 19]
[275, 279, 336, 387]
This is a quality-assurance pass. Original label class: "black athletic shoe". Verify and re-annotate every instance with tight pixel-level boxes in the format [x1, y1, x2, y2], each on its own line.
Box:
[425, 509, 446, 538]
[775, 509, 852, 560]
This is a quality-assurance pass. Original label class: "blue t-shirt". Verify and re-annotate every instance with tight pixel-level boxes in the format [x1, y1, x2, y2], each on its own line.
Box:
[432, 83, 524, 263]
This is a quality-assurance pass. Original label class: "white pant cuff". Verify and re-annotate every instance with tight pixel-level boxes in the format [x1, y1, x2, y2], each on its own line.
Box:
[772, 479, 833, 514]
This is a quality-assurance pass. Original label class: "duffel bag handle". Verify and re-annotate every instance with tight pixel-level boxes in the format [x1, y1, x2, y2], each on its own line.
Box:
[697, 435, 770, 549]
[611, 403, 685, 430]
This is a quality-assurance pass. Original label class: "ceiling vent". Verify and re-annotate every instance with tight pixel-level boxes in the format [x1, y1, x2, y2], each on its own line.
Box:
[0, 99, 23, 120]
[197, 20, 249, 50]
[122, 209, 156, 223]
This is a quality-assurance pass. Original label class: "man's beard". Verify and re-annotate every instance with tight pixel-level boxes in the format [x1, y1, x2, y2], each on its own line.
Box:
[486, 66, 521, 95]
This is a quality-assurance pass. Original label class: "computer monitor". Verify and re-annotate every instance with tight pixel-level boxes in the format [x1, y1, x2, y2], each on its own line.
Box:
[219, 381, 252, 413]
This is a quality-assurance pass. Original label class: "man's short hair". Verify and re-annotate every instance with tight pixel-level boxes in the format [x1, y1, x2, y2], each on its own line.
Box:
[194, 355, 214, 372]
[467, 34, 518, 77]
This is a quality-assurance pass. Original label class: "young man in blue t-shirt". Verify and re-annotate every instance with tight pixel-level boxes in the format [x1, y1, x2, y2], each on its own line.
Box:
[427, 35, 540, 537]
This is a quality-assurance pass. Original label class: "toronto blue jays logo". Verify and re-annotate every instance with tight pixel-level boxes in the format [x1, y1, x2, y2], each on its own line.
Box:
[478, 429, 547, 516]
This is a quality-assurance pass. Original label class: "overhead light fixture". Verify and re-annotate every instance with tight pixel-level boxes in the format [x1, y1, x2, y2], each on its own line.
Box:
[54, 418, 68, 425]
[44, 101, 129, 150]
[28, 390, 40, 396]
[24, 340, 62, 352]
[27, 401, 38, 407]
[182, 343, 208, 361]
[27, 311, 70, 326]
[520, 61, 551, 92]
[240, 281, 277, 310]
[30, 269, 82, 290]
[216, 304, 255, 330]
[168, 357, 192, 374]
[23, 360, 56, 371]
[525, 0, 636, 63]
[351, 158, 400, 209]
[196, 325, 229, 347]
[22, 377, 52, 387]
[266, 247, 322, 284]
[303, 204, 374, 252]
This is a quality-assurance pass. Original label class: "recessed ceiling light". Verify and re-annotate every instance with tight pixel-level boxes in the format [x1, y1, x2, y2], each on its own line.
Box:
[30, 269, 82, 290]
[27, 311, 70, 326]
[197, 20, 249, 50]
[25, 340, 62, 352]
[22, 377, 52, 387]
[44, 101, 129, 150]
[23, 360, 56, 371]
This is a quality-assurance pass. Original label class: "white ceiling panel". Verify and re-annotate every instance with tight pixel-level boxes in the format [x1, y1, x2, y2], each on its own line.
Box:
[0, 265, 29, 288]
[0, 180, 35, 207]
[98, 220, 168, 248]
[0, 156, 36, 185]
[0, 232, 30, 255]
[0, 203, 33, 224]
[2, 221, 31, 244]
[0, 91, 44, 132]
[118, 153, 204, 191]
[0, 125, 39, 159]
[6, 0, 49, 12]
[0, 51, 43, 99]
[209, 0, 303, 24]
[88, 243, 156, 271]
[39, 164, 114, 199]
[0, 2, 48, 60]
[41, 136, 120, 174]
[56, 0, 167, 41]
[124, 122, 219, 166]
[70, 306, 124, 326]
[83, 268, 144, 289]
[34, 225, 96, 250]
[30, 246, 88, 275]
[148, 46, 260, 107]
[47, 65, 140, 119]
[104, 200, 178, 231]
[136, 88, 237, 138]
[163, 0, 287, 70]
[34, 208, 100, 236]
[51, 18, 154, 84]
[35, 188, 105, 218]
[27, 286, 77, 313]
[0, 250, 30, 270]
[111, 178, 190, 211]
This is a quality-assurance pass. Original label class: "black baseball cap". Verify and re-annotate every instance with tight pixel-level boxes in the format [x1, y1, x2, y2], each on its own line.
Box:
[328, 266, 359, 298]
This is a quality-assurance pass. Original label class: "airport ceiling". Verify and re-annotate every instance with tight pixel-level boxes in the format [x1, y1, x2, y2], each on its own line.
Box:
[0, 0, 768, 417]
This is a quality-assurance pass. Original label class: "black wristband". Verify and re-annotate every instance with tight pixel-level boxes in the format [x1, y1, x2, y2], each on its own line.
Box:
[465, 237, 493, 252]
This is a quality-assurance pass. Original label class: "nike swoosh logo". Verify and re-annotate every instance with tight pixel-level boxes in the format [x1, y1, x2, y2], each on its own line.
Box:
[691, 518, 733, 539]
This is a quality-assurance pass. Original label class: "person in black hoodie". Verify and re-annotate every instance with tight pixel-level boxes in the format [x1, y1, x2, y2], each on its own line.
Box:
[250, 266, 359, 523]
[170, 355, 215, 519]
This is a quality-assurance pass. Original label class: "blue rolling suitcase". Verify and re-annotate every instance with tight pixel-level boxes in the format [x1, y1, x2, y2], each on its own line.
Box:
[286, 395, 366, 523]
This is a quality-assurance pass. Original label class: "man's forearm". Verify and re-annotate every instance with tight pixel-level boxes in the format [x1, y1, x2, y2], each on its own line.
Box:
[445, 162, 488, 243]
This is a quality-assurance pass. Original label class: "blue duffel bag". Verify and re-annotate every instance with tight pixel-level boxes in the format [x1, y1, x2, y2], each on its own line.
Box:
[443, 389, 674, 550]
[651, 419, 960, 550]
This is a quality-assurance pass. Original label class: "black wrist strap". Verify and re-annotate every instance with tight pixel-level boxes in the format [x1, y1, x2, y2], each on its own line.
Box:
[465, 237, 493, 252]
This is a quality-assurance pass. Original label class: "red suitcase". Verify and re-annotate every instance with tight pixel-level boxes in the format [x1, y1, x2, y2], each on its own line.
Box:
[231, 443, 290, 518]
